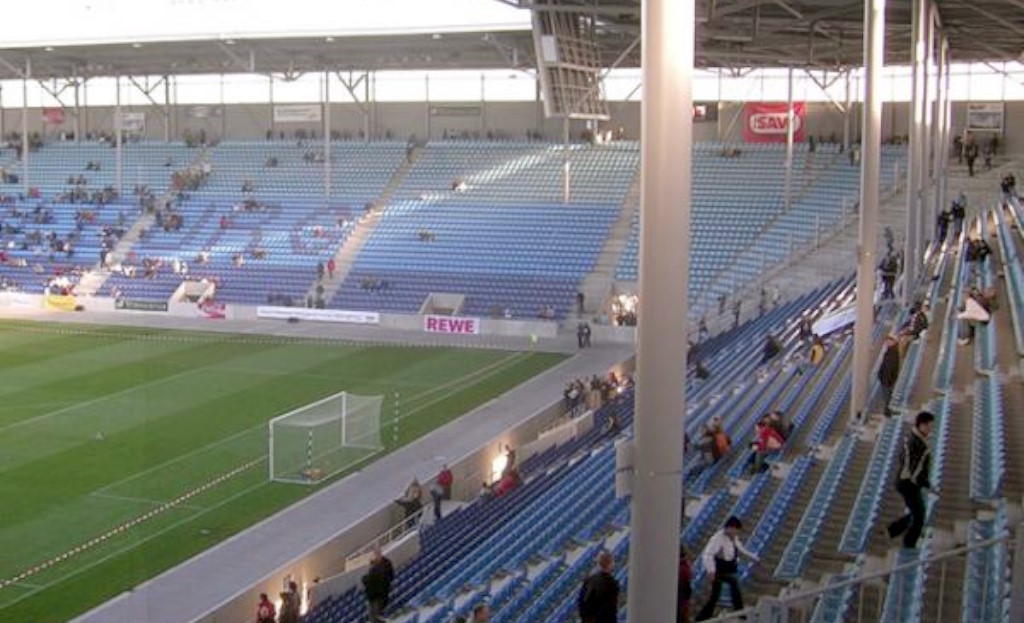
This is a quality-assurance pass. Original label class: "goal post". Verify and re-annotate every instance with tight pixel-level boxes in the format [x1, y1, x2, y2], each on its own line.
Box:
[269, 391, 384, 484]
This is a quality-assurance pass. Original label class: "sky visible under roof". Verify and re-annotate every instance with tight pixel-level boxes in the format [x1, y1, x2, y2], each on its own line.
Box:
[3, 0, 531, 48]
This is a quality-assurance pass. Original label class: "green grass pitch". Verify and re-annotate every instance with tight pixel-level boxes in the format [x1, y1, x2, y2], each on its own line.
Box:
[0, 319, 566, 623]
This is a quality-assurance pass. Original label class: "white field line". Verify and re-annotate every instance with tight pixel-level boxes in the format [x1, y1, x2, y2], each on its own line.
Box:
[0, 350, 536, 600]
[88, 492, 204, 512]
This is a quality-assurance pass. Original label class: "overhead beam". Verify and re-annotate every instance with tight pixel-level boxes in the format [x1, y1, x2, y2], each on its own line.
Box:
[948, 1, 1024, 38]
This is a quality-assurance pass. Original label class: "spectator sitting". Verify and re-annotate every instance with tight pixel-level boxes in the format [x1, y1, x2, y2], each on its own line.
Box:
[492, 468, 519, 497]
[965, 236, 992, 263]
[241, 179, 255, 193]
[451, 179, 468, 193]
[957, 287, 993, 345]
[265, 156, 278, 168]
[761, 334, 782, 364]
[602, 413, 622, 437]
[394, 478, 423, 523]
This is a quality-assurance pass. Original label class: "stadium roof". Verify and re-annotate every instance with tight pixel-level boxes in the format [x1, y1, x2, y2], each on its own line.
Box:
[0, 0, 1020, 80]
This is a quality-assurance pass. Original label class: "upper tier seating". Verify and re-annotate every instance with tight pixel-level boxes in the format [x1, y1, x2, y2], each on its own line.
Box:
[104, 141, 405, 304]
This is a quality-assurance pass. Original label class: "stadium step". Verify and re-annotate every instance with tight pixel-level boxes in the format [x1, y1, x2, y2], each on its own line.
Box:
[311, 147, 423, 304]
[576, 167, 640, 320]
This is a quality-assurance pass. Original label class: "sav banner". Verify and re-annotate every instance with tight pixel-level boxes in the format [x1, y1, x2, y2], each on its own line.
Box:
[44, 294, 78, 311]
[273, 104, 322, 123]
[742, 102, 806, 143]
[42, 108, 66, 125]
[256, 306, 380, 324]
[423, 314, 480, 335]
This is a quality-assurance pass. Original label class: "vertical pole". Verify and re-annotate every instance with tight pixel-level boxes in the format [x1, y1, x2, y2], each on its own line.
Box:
[219, 74, 226, 140]
[341, 392, 347, 445]
[904, 0, 926, 307]
[268, 421, 275, 480]
[941, 41, 951, 220]
[627, 0, 692, 621]
[115, 75, 123, 195]
[920, 7, 934, 253]
[933, 32, 946, 219]
[371, 71, 378, 140]
[562, 117, 571, 204]
[73, 77, 81, 143]
[363, 71, 371, 142]
[424, 74, 431, 139]
[170, 75, 177, 140]
[480, 73, 486, 136]
[324, 69, 331, 202]
[21, 61, 29, 195]
[163, 75, 171, 143]
[82, 76, 89, 139]
[850, 0, 886, 422]
[843, 69, 852, 153]
[784, 66, 795, 211]
[269, 74, 275, 138]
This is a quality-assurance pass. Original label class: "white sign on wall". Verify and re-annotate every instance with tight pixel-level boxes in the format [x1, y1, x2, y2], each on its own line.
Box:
[273, 104, 322, 123]
[966, 103, 1004, 132]
[119, 112, 146, 133]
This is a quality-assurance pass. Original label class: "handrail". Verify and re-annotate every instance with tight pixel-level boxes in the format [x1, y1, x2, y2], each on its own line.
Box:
[706, 533, 1012, 622]
[344, 507, 425, 567]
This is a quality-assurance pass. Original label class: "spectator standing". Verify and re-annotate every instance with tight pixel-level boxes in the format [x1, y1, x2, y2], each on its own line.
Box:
[316, 261, 325, 281]
[696, 516, 759, 620]
[255, 593, 276, 623]
[583, 322, 592, 348]
[394, 478, 423, 526]
[327, 258, 336, 279]
[877, 335, 901, 417]
[362, 549, 394, 623]
[732, 299, 742, 329]
[952, 194, 967, 237]
[887, 411, 935, 549]
[577, 551, 620, 623]
[577, 321, 587, 349]
[761, 334, 782, 365]
[809, 335, 826, 365]
[278, 582, 300, 623]
[964, 136, 979, 177]
[437, 464, 453, 499]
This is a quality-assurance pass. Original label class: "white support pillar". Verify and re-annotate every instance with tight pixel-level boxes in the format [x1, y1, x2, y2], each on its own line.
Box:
[920, 6, 935, 252]
[562, 117, 571, 204]
[163, 75, 171, 143]
[904, 0, 927, 307]
[0, 84, 4, 140]
[21, 63, 29, 195]
[933, 34, 946, 219]
[784, 67, 795, 211]
[219, 74, 227, 140]
[269, 75, 275, 138]
[843, 69, 852, 153]
[73, 77, 81, 143]
[851, 0, 886, 421]
[323, 69, 331, 202]
[424, 74, 431, 139]
[115, 75, 123, 195]
[626, 0, 692, 621]
[941, 40, 951, 219]
[363, 72, 371, 142]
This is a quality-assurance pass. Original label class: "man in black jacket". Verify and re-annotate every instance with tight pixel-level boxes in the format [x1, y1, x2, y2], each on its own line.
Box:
[888, 411, 935, 549]
[877, 335, 901, 417]
[362, 549, 394, 622]
[578, 551, 620, 623]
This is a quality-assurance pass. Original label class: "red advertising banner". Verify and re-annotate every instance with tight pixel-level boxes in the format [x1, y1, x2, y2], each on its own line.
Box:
[42, 108, 66, 125]
[423, 314, 480, 335]
[742, 102, 806, 143]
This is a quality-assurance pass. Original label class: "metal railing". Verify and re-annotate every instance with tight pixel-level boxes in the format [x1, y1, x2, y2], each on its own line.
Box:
[704, 530, 1015, 623]
[343, 507, 425, 568]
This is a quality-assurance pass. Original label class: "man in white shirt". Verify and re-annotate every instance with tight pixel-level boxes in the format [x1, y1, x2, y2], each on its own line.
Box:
[696, 516, 760, 620]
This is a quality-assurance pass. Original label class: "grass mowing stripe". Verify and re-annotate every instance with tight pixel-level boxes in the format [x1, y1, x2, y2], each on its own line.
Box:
[88, 492, 204, 512]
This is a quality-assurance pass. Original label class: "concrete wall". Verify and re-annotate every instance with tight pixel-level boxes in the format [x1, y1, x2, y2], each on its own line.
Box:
[3, 98, 1021, 152]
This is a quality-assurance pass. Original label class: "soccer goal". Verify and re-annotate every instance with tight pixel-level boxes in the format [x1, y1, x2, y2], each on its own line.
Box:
[269, 391, 385, 484]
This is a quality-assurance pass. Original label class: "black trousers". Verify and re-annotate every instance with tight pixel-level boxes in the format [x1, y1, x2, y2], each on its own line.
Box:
[888, 480, 926, 548]
[696, 572, 743, 620]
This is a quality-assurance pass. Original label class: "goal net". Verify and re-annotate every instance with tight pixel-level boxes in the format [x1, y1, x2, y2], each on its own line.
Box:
[269, 391, 384, 484]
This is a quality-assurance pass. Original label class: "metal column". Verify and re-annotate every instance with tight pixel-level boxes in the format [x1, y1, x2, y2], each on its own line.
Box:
[219, 74, 226, 140]
[843, 70, 852, 153]
[163, 75, 171, 143]
[324, 69, 331, 201]
[784, 67, 795, 211]
[933, 35, 947, 219]
[850, 0, 887, 421]
[269, 75, 275, 138]
[626, 0, 692, 621]
[0, 84, 4, 140]
[425, 74, 431, 139]
[904, 0, 927, 306]
[21, 63, 29, 195]
[920, 7, 935, 252]
[562, 118, 571, 204]
[115, 75, 122, 195]
[73, 78, 81, 142]
[941, 40, 951, 219]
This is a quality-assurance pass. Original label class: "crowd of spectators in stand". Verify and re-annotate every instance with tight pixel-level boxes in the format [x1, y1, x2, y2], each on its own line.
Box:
[360, 276, 390, 292]
[172, 161, 211, 192]
[564, 372, 631, 417]
[536, 305, 556, 320]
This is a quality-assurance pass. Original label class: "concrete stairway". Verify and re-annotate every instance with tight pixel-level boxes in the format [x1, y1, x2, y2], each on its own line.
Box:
[306, 147, 422, 305]
[76, 149, 213, 297]
[573, 171, 640, 321]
